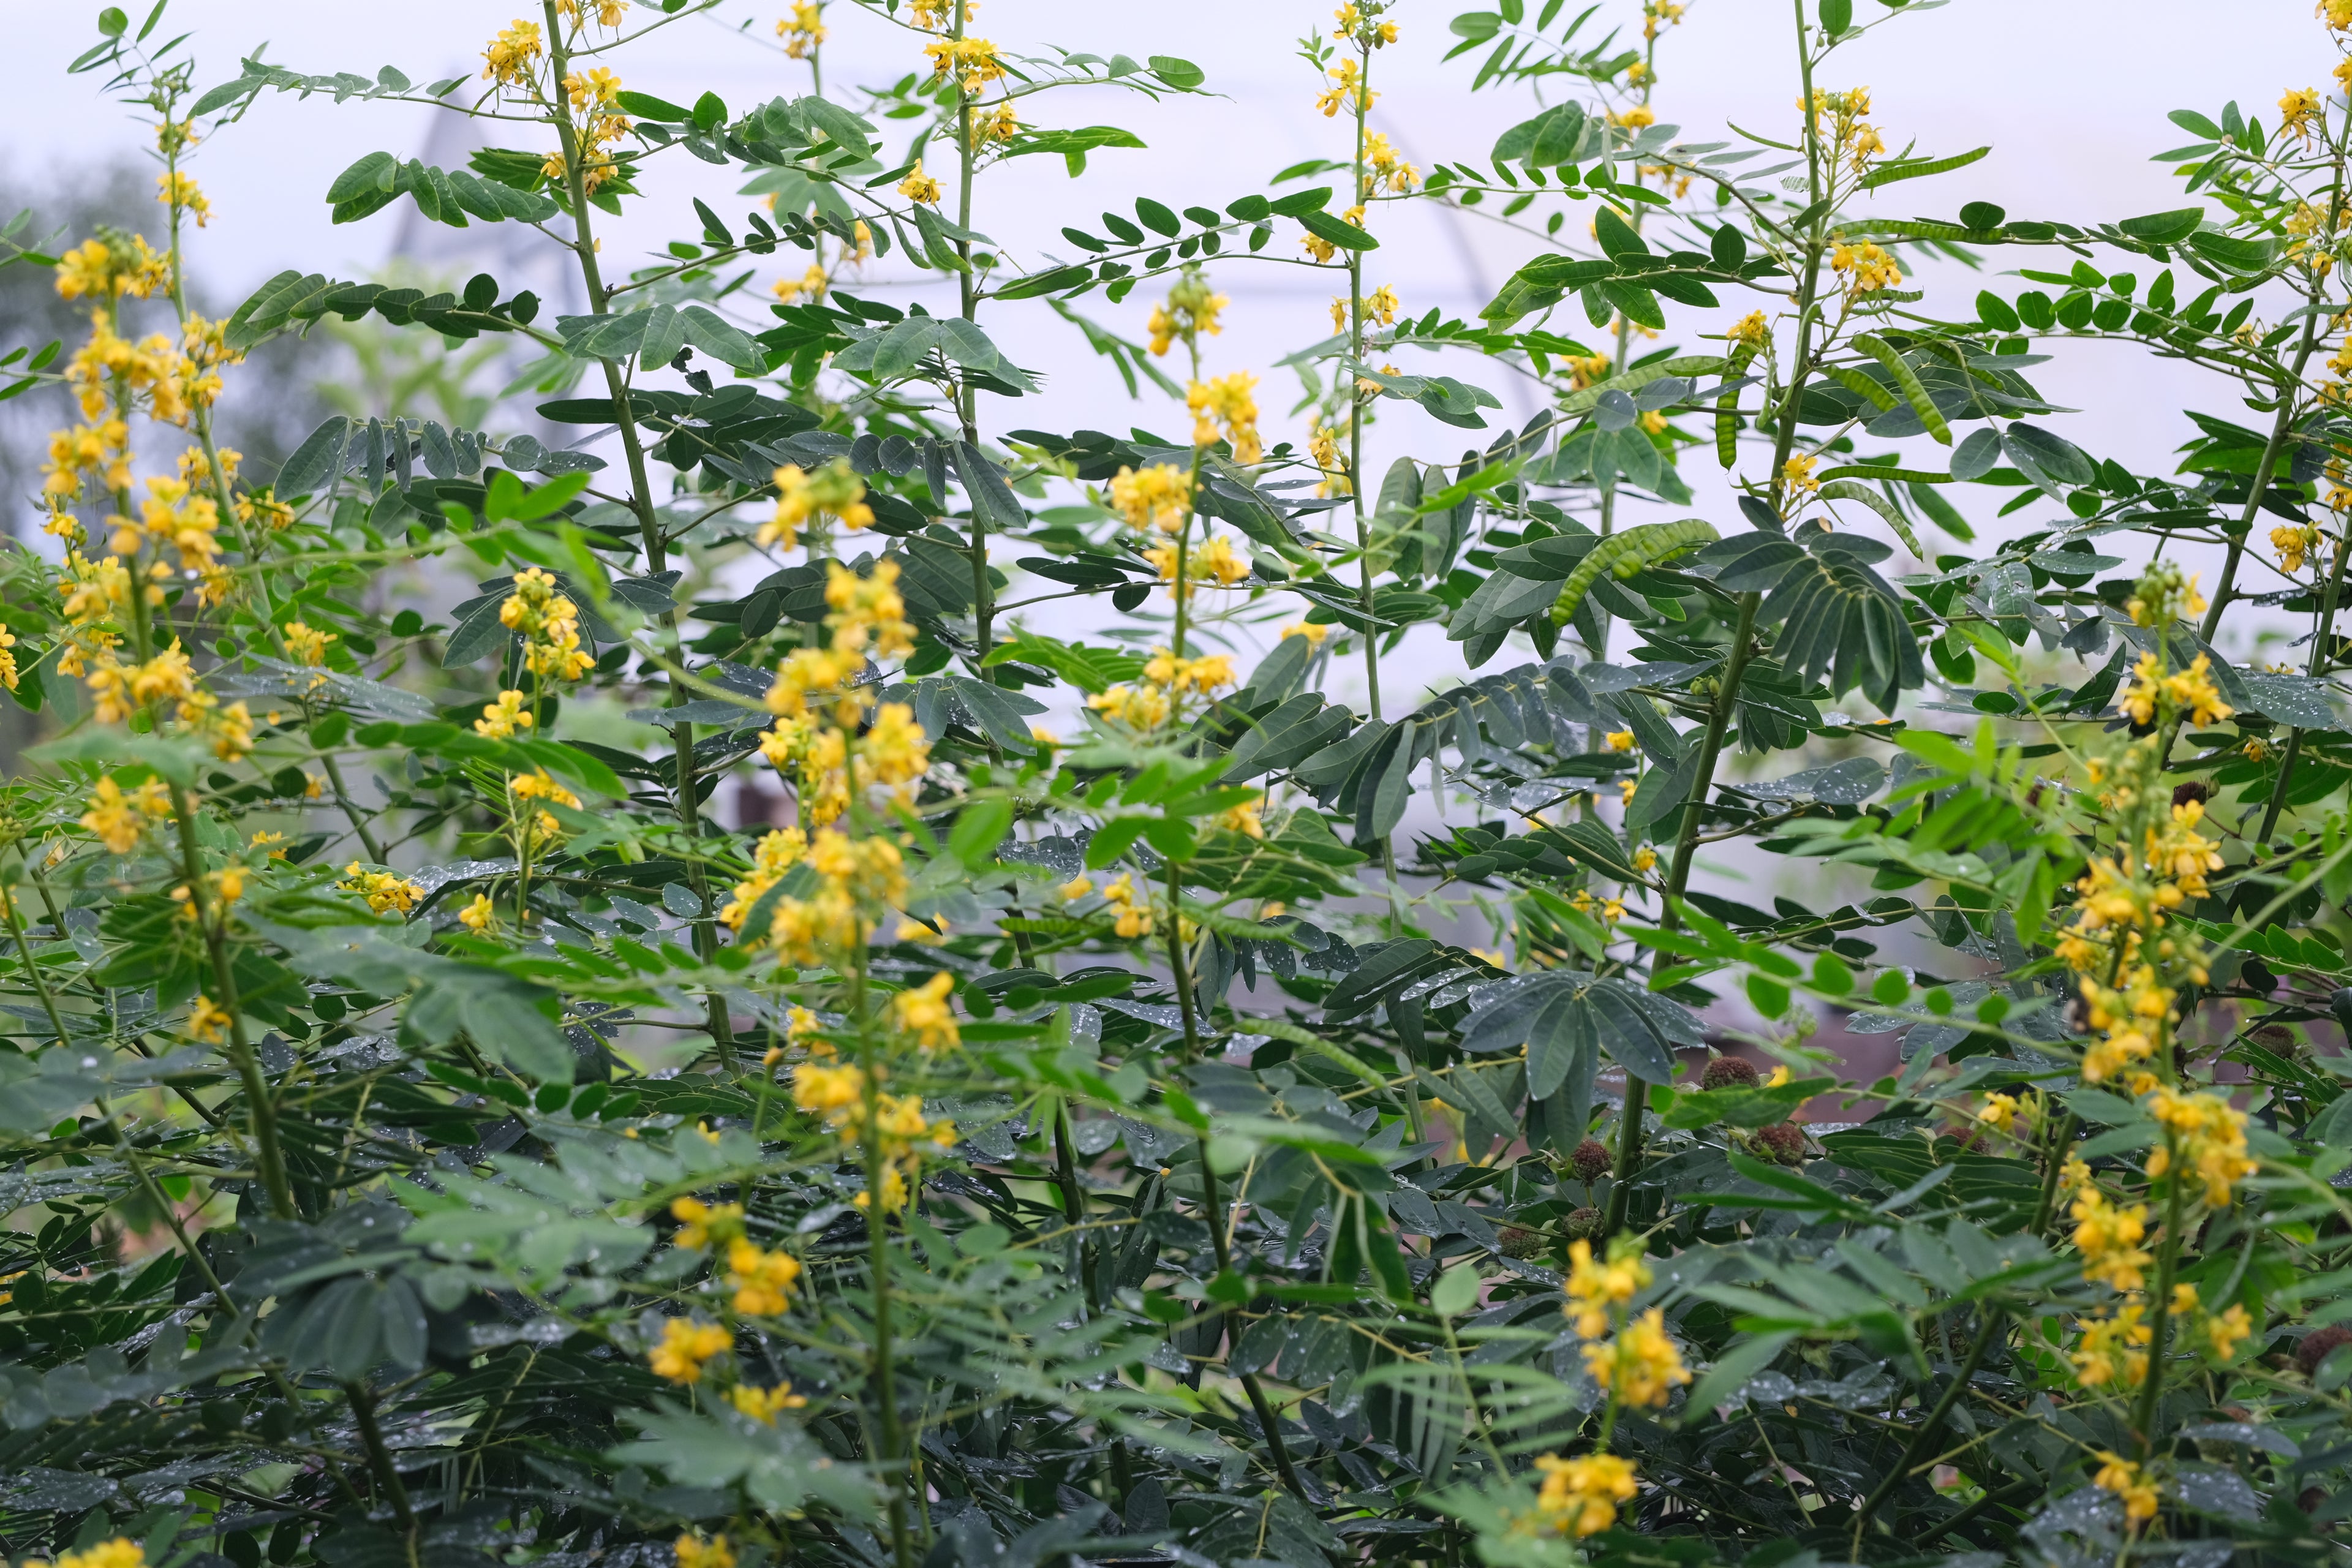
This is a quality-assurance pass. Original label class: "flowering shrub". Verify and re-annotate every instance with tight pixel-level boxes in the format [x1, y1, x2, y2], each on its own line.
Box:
[8, 4, 2352, 1568]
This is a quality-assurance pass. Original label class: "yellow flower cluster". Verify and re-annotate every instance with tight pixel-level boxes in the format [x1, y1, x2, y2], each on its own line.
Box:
[556, 0, 630, 24]
[69, 312, 198, 428]
[481, 19, 545, 87]
[341, 863, 425, 916]
[1363, 131, 1418, 193]
[1531, 1452, 1638, 1537]
[2274, 522, 2325, 574]
[2144, 1087, 2256, 1206]
[157, 170, 211, 227]
[1332, 2, 1399, 47]
[924, 37, 1005, 94]
[1830, 240, 1902, 293]
[649, 1317, 731, 1382]
[674, 1534, 733, 1568]
[899, 161, 943, 205]
[777, 1, 826, 58]
[1315, 58, 1375, 119]
[2070, 1187, 2152, 1293]
[757, 829, 910, 967]
[725, 1238, 804, 1314]
[1330, 284, 1402, 334]
[2072, 1301, 2150, 1387]
[790, 1061, 957, 1212]
[2117, 650, 2231, 729]
[773, 262, 831, 305]
[55, 233, 172, 303]
[474, 689, 535, 738]
[1147, 270, 1228, 358]
[1728, 310, 1771, 347]
[1098, 871, 1155, 938]
[1141, 533, 1250, 599]
[0, 625, 16, 693]
[80, 775, 174, 854]
[729, 1381, 809, 1421]
[39, 1539, 148, 1568]
[889, 971, 961, 1050]
[1642, 0, 1685, 39]
[501, 568, 597, 682]
[1087, 649, 1235, 733]
[1803, 86, 1883, 172]
[1563, 1236, 1649, 1338]
[1109, 462, 1193, 532]
[1308, 424, 1348, 497]
[763, 458, 873, 552]
[2282, 86, 2325, 143]
[1187, 372, 1263, 463]
[283, 620, 336, 667]
[2094, 1452, 2160, 1525]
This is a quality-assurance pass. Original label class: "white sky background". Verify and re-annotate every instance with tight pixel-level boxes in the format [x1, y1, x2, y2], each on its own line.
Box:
[8, 0, 2342, 953]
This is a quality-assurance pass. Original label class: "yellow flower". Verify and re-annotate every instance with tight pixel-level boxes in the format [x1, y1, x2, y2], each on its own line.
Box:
[1604, 729, 1636, 752]
[80, 776, 172, 854]
[2071, 1302, 2150, 1387]
[1100, 872, 1155, 938]
[2070, 1187, 2152, 1292]
[1109, 463, 1193, 532]
[157, 170, 211, 227]
[1727, 310, 1770, 348]
[282, 620, 336, 667]
[2207, 1303, 2253, 1360]
[2093, 1452, 2160, 1525]
[794, 1061, 869, 1119]
[1314, 58, 1373, 118]
[2144, 1086, 2256, 1206]
[1976, 1092, 2020, 1132]
[340, 862, 425, 916]
[58, 1540, 148, 1568]
[1186, 372, 1262, 463]
[1281, 620, 1332, 644]
[2282, 86, 2324, 142]
[1830, 241, 1902, 293]
[1218, 796, 1265, 839]
[891, 972, 962, 1052]
[1532, 1452, 1638, 1537]
[728, 1381, 810, 1422]
[924, 36, 1006, 93]
[1782, 453, 1820, 497]
[1058, 875, 1092, 902]
[1563, 1236, 1651, 1339]
[650, 1318, 732, 1384]
[481, 18, 545, 85]
[1631, 845, 1658, 873]
[475, 690, 534, 739]
[725, 1238, 804, 1314]
[764, 458, 873, 551]
[674, 1535, 734, 1568]
[1581, 1307, 1690, 1407]
[186, 994, 234, 1044]
[458, 892, 497, 932]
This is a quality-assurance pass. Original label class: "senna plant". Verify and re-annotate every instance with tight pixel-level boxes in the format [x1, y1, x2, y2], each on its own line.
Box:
[13, 1, 2352, 1567]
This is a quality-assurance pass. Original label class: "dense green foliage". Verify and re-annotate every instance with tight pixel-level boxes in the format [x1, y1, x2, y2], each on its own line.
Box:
[11, 5, 2352, 1568]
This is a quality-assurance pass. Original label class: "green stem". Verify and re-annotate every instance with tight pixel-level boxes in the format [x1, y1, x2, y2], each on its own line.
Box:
[1347, 40, 1381, 725]
[853, 946, 915, 1568]
[542, 1, 733, 1066]
[1164, 882, 1308, 1502]
[2258, 530, 2352, 840]
[2132, 1151, 2190, 1455]
[1, 878, 73, 1054]
[345, 1379, 420, 1548]
[1849, 1308, 2000, 1548]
